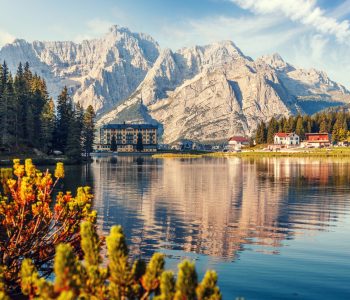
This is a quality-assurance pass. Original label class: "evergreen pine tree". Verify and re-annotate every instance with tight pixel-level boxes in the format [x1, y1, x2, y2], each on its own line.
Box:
[14, 62, 29, 143]
[0, 62, 55, 152]
[278, 117, 286, 132]
[0, 62, 9, 148]
[306, 117, 313, 133]
[255, 121, 267, 144]
[55, 86, 73, 152]
[82, 105, 96, 157]
[40, 98, 56, 154]
[65, 105, 83, 161]
[319, 118, 328, 133]
[267, 117, 278, 144]
[332, 112, 345, 142]
[29, 75, 48, 149]
[283, 116, 295, 133]
[295, 116, 305, 139]
[343, 119, 348, 131]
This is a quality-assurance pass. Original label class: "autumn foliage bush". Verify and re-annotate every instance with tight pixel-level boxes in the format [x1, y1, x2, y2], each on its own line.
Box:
[0, 159, 96, 293]
[0, 159, 222, 299]
[16, 222, 221, 300]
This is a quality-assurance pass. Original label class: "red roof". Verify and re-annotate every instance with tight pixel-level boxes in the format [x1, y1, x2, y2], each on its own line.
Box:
[305, 133, 331, 142]
[274, 132, 293, 138]
[305, 133, 329, 136]
[229, 136, 249, 142]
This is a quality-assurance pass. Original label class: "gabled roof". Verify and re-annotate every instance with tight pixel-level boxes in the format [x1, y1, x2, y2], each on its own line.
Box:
[229, 136, 249, 142]
[274, 132, 297, 138]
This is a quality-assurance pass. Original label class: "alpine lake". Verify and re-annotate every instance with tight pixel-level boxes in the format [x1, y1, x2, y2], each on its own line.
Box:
[60, 156, 350, 300]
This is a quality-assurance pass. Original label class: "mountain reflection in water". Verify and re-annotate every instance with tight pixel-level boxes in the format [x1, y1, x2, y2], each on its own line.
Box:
[80, 156, 350, 261]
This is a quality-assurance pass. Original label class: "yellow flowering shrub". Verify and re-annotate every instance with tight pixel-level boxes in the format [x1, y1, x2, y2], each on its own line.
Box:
[0, 159, 96, 295]
[18, 222, 221, 300]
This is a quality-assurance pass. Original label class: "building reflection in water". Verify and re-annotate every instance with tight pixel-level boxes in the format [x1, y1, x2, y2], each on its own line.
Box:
[89, 156, 350, 261]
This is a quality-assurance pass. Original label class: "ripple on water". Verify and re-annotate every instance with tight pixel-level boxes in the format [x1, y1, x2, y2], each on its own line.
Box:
[68, 156, 350, 299]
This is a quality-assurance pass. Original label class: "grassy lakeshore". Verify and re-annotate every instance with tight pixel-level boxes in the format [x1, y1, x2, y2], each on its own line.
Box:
[152, 147, 350, 158]
[152, 153, 204, 158]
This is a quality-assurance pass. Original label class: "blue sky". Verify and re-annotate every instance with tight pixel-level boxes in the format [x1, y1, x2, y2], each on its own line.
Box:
[1, 0, 350, 87]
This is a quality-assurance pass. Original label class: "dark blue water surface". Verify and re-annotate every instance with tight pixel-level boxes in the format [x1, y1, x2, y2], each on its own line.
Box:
[65, 156, 350, 299]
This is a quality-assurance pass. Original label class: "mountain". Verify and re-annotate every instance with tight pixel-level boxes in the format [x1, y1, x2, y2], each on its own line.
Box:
[0, 26, 160, 113]
[1, 26, 349, 143]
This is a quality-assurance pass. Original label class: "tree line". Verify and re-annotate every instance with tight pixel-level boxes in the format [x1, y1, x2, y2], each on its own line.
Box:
[255, 110, 350, 144]
[0, 61, 95, 160]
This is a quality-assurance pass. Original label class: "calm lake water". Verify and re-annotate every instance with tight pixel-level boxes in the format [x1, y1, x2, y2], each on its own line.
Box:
[63, 156, 350, 299]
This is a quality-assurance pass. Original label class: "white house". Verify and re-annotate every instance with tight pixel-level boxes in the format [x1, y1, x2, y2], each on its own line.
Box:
[228, 136, 250, 150]
[274, 133, 300, 145]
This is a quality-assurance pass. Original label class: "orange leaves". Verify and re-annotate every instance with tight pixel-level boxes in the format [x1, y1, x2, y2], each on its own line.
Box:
[0, 159, 95, 293]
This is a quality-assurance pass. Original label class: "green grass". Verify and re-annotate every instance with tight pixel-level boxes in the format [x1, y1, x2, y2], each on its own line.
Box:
[152, 153, 203, 158]
[153, 147, 350, 159]
[206, 147, 350, 158]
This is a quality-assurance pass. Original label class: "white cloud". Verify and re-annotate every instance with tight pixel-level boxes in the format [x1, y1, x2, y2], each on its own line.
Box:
[87, 19, 114, 35]
[158, 14, 302, 55]
[0, 30, 15, 47]
[74, 18, 114, 42]
[330, 0, 350, 19]
[156, 11, 350, 88]
[231, 0, 350, 42]
[285, 33, 350, 87]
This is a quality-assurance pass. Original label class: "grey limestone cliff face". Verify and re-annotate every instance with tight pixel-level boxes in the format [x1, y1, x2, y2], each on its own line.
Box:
[146, 53, 300, 143]
[1, 26, 349, 143]
[0, 26, 160, 113]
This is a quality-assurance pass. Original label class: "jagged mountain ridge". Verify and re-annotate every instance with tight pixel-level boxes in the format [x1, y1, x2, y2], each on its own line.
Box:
[96, 33, 350, 143]
[1, 26, 349, 143]
[0, 26, 160, 113]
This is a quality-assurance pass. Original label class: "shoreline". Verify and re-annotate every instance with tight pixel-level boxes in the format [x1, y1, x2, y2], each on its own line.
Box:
[0, 156, 89, 166]
[151, 147, 350, 158]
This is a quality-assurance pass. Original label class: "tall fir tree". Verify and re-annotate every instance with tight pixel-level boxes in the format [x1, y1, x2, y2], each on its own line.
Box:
[29, 75, 48, 148]
[65, 104, 83, 161]
[319, 118, 328, 133]
[255, 121, 267, 144]
[0, 63, 8, 147]
[267, 117, 278, 144]
[0, 62, 71, 154]
[40, 98, 56, 154]
[14, 62, 29, 143]
[55, 86, 73, 152]
[295, 116, 305, 139]
[82, 105, 96, 157]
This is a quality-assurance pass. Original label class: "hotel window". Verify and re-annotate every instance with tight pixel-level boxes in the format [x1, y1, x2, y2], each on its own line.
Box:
[117, 133, 122, 143]
[126, 133, 133, 144]
[149, 133, 155, 144]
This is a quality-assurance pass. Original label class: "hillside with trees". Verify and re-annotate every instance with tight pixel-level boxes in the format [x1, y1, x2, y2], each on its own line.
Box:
[0, 61, 95, 162]
[255, 110, 350, 145]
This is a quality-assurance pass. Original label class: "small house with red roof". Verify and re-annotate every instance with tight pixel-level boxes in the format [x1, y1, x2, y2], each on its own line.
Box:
[274, 132, 300, 145]
[228, 136, 250, 150]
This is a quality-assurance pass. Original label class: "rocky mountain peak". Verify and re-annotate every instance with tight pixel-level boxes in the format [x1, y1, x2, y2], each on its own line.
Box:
[1, 25, 349, 144]
[257, 53, 293, 72]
